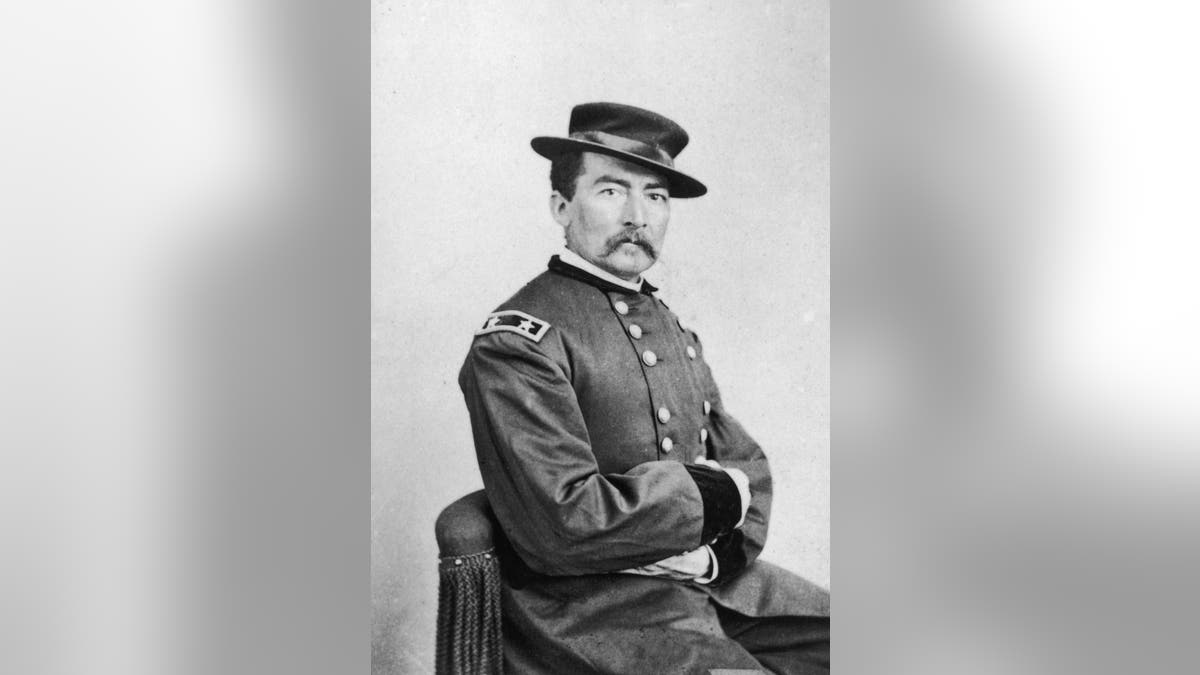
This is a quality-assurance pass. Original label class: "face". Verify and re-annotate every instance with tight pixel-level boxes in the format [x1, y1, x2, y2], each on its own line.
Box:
[551, 152, 671, 281]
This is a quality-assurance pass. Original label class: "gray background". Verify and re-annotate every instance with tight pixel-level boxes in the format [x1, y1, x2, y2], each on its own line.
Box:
[372, 1, 828, 671]
[14, 2, 1200, 674]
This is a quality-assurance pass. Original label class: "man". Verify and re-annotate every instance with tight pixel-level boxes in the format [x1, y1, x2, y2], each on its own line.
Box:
[458, 102, 830, 674]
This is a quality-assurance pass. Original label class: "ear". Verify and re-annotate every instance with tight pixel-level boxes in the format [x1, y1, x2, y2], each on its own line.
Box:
[549, 191, 572, 229]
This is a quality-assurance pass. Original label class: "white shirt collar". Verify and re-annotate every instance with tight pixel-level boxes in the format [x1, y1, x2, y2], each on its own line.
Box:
[558, 247, 646, 293]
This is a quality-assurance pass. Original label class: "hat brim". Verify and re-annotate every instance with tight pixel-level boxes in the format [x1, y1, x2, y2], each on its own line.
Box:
[531, 137, 708, 199]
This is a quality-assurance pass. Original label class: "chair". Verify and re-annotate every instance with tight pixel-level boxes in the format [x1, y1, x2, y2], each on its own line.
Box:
[434, 490, 503, 675]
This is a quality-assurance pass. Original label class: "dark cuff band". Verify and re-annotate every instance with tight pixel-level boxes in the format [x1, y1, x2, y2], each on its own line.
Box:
[708, 530, 749, 586]
[684, 464, 742, 544]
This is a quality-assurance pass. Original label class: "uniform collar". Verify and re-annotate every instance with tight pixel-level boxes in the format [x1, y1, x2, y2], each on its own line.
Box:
[556, 248, 646, 292]
[549, 250, 659, 296]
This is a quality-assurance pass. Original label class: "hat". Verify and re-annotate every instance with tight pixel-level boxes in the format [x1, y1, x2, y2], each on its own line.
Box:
[531, 102, 708, 198]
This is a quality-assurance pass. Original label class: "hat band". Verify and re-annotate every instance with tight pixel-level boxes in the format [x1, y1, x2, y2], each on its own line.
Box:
[568, 130, 674, 168]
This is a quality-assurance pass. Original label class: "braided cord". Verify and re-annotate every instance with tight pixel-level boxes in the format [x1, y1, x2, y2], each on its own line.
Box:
[435, 549, 503, 675]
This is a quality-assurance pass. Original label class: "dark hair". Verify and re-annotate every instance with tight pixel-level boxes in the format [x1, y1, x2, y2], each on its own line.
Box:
[549, 151, 586, 201]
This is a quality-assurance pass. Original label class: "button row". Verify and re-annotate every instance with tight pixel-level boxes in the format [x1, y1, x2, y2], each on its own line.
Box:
[654, 401, 714, 451]
[657, 429, 709, 452]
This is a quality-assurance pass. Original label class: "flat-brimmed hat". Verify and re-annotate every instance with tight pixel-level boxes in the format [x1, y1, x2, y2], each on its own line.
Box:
[531, 102, 708, 198]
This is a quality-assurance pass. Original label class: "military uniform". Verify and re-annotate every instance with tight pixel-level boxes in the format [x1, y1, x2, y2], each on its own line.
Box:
[459, 255, 830, 674]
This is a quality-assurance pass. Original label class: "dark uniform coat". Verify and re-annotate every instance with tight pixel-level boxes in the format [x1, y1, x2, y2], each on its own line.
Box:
[459, 256, 829, 674]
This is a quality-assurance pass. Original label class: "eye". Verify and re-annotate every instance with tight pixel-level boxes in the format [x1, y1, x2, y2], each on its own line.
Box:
[647, 192, 669, 202]
[598, 187, 618, 196]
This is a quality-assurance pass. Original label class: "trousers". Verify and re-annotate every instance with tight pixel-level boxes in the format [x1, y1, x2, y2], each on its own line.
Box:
[716, 605, 830, 675]
[502, 574, 830, 674]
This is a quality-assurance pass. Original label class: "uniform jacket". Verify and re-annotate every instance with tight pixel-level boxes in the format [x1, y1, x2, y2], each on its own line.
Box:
[459, 256, 829, 673]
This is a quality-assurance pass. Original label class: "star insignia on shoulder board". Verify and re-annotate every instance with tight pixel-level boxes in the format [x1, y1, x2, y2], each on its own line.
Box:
[474, 310, 551, 343]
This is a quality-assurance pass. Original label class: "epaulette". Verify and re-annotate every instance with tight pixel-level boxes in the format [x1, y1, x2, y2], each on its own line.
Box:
[474, 310, 550, 343]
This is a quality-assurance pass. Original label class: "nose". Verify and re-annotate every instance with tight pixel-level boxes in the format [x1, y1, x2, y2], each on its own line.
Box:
[622, 193, 648, 229]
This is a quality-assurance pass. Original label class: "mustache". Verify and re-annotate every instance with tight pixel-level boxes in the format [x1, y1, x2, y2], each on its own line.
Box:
[603, 231, 658, 258]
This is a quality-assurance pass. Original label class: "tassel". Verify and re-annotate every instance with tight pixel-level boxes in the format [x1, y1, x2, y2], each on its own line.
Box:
[435, 549, 503, 675]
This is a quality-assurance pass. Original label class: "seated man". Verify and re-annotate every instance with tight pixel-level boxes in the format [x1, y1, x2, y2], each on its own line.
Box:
[458, 102, 830, 674]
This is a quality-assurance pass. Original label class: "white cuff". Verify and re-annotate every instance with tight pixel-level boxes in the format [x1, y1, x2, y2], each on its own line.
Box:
[730, 473, 750, 529]
[693, 545, 720, 585]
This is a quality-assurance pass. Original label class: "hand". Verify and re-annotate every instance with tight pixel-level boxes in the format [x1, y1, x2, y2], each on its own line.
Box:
[694, 458, 750, 529]
[619, 546, 713, 581]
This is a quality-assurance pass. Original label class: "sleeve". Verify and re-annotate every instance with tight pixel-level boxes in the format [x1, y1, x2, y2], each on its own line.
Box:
[458, 329, 743, 576]
[690, 331, 774, 586]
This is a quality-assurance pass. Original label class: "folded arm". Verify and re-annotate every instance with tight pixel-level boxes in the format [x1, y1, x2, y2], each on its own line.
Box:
[459, 332, 744, 576]
[688, 331, 774, 585]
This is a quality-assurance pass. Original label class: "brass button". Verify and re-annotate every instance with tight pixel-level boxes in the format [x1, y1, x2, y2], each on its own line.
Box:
[686, 345, 697, 359]
[657, 407, 671, 423]
[703, 400, 712, 415]
[614, 300, 629, 315]
[642, 350, 658, 366]
[700, 428, 709, 443]
[628, 324, 643, 339]
[661, 437, 674, 452]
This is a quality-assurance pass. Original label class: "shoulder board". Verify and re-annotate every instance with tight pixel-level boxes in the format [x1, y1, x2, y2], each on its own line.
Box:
[474, 310, 551, 343]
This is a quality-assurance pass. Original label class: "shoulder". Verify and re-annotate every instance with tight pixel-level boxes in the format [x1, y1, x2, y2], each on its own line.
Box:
[461, 273, 589, 386]
[472, 270, 606, 344]
[473, 309, 552, 343]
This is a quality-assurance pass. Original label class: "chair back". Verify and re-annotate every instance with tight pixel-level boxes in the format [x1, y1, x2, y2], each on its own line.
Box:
[434, 490, 503, 675]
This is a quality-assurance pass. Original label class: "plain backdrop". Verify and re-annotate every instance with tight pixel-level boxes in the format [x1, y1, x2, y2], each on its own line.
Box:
[372, 1, 828, 671]
[12, 2, 1200, 674]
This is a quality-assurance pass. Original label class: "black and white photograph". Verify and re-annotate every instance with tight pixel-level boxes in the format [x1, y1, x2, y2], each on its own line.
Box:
[13, 2, 1200, 674]
[372, 2, 830, 672]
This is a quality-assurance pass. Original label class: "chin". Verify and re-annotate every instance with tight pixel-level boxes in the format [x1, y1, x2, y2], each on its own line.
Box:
[604, 257, 652, 281]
